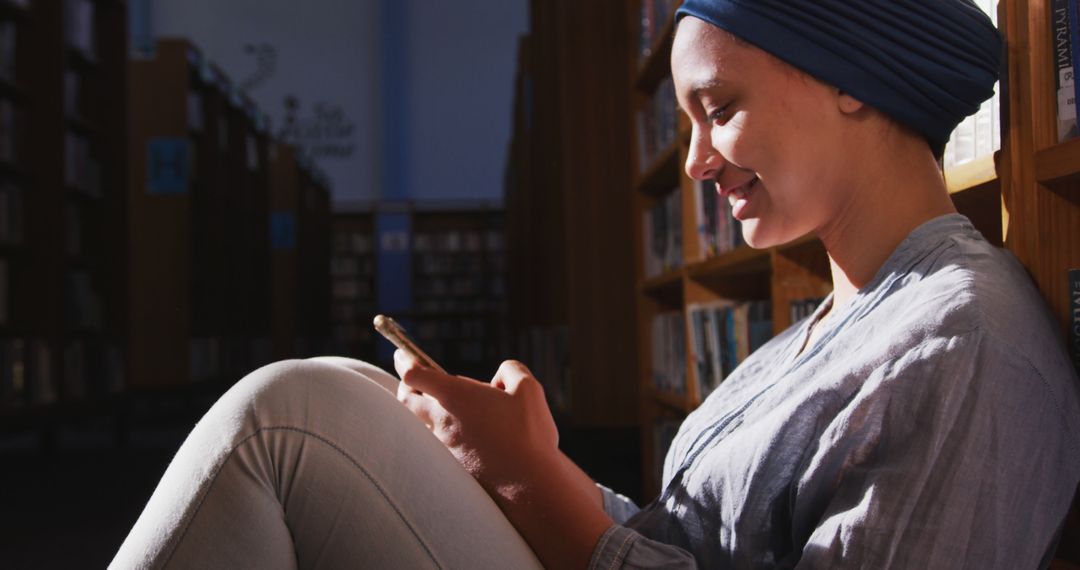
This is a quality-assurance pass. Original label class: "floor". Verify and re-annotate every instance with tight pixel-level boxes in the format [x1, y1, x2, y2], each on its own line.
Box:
[0, 395, 641, 569]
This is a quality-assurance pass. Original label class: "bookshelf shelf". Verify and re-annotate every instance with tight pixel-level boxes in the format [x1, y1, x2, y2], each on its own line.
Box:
[686, 245, 771, 280]
[1035, 137, 1080, 189]
[636, 140, 681, 195]
[640, 267, 684, 299]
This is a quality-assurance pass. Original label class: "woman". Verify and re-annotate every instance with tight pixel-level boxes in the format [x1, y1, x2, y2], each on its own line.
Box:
[113, 1, 1080, 568]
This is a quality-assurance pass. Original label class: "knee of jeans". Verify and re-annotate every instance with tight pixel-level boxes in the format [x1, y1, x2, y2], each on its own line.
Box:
[208, 359, 360, 426]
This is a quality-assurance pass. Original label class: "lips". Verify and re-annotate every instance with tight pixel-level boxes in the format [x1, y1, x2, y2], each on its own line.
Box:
[717, 176, 759, 199]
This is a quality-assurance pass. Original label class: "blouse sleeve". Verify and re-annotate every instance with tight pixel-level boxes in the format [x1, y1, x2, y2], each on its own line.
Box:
[589, 525, 697, 569]
[792, 331, 1080, 569]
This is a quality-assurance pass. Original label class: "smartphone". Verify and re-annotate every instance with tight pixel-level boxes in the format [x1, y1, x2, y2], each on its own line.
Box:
[373, 314, 447, 374]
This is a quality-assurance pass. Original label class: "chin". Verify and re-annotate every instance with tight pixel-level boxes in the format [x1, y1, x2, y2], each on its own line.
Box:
[740, 220, 802, 250]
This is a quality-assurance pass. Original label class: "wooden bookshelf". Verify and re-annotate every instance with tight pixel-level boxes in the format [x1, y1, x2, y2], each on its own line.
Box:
[128, 39, 328, 389]
[1, 0, 127, 420]
[409, 205, 506, 381]
[624, 0, 1079, 563]
[505, 0, 640, 430]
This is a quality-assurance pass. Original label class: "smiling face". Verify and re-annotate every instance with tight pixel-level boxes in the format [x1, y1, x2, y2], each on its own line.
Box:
[671, 17, 865, 248]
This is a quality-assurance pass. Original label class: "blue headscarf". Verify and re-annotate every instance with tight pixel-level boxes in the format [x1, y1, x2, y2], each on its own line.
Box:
[675, 0, 1003, 153]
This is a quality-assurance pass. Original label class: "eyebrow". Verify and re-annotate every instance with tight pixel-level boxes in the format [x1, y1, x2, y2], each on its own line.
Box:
[677, 77, 726, 114]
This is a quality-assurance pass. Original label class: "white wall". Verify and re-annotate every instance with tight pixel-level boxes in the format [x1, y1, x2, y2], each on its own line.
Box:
[152, 0, 383, 204]
[150, 0, 527, 206]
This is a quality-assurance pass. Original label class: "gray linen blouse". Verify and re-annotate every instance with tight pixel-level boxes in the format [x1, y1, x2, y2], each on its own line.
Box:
[592, 214, 1080, 569]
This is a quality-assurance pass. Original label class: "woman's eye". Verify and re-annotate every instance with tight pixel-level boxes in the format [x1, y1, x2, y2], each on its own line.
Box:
[708, 106, 729, 124]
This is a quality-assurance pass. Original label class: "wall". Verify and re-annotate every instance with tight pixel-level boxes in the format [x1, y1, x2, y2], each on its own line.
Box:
[149, 0, 527, 206]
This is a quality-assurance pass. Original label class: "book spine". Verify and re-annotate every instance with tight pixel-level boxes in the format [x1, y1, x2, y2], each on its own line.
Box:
[1055, 0, 1078, 141]
[1069, 0, 1080, 138]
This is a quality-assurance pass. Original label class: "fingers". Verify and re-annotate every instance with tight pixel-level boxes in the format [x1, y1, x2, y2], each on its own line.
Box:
[393, 349, 473, 403]
[397, 381, 444, 429]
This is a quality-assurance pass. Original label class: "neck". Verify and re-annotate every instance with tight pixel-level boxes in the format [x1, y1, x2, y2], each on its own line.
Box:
[817, 137, 956, 309]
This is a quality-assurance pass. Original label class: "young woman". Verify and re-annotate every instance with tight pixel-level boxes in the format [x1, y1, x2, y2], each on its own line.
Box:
[113, 1, 1080, 568]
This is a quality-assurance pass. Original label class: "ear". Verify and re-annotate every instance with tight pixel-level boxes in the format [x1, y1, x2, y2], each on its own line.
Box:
[837, 90, 865, 115]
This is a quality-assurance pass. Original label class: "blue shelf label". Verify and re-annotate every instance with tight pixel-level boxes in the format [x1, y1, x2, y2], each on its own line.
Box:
[147, 138, 190, 194]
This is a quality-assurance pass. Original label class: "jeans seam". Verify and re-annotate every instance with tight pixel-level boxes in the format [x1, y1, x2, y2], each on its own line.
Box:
[162, 425, 443, 569]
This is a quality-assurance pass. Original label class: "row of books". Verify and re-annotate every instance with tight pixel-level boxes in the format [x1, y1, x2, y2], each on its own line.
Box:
[333, 231, 374, 255]
[189, 336, 274, 383]
[790, 297, 826, 324]
[692, 179, 744, 259]
[415, 252, 496, 275]
[0, 20, 15, 84]
[517, 325, 570, 413]
[637, 0, 679, 63]
[414, 317, 492, 341]
[64, 129, 102, 196]
[0, 98, 21, 164]
[0, 337, 124, 406]
[413, 230, 504, 254]
[413, 275, 503, 298]
[64, 0, 96, 60]
[687, 300, 772, 401]
[61, 339, 125, 400]
[413, 297, 504, 315]
[1054, 0, 1080, 142]
[330, 256, 375, 278]
[65, 270, 103, 331]
[636, 78, 678, 173]
[331, 278, 373, 301]
[643, 190, 682, 279]
[0, 181, 22, 245]
[651, 310, 688, 396]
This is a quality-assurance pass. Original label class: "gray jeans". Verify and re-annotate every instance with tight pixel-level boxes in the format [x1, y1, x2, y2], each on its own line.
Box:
[110, 357, 543, 569]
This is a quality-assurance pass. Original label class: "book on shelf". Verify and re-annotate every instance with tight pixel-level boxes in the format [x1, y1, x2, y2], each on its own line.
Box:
[1054, 0, 1078, 141]
[693, 179, 745, 259]
[636, 77, 678, 173]
[63, 0, 96, 60]
[790, 296, 826, 324]
[651, 310, 687, 396]
[0, 20, 15, 83]
[189, 337, 221, 382]
[637, 0, 679, 63]
[1070, 269, 1080, 375]
[687, 300, 773, 401]
[643, 189, 682, 279]
[943, 0, 1001, 168]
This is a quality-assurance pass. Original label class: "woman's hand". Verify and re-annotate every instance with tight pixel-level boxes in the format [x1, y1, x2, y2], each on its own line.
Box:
[393, 351, 560, 500]
[393, 350, 613, 568]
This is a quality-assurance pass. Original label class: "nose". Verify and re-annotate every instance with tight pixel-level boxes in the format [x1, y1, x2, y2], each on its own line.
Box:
[685, 127, 724, 181]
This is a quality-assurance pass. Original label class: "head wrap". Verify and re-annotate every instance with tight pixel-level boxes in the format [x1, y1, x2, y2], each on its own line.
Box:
[675, 0, 1003, 153]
